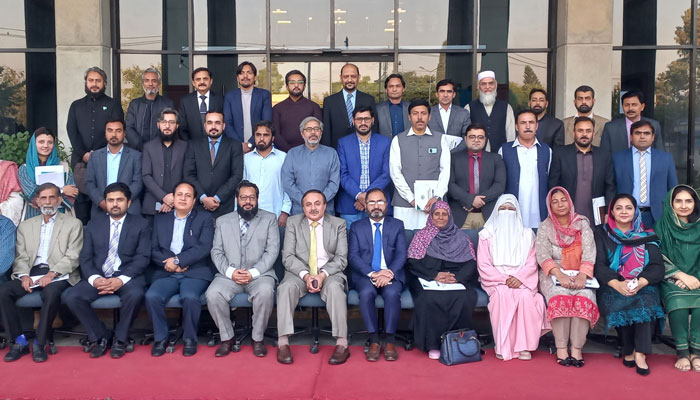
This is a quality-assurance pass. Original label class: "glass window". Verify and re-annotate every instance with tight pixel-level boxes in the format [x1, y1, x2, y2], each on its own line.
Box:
[120, 0, 189, 51]
[480, 0, 548, 49]
[398, 0, 474, 50]
[0, 53, 27, 134]
[478, 52, 548, 111]
[270, 0, 330, 49]
[120, 54, 166, 114]
[0, 0, 28, 48]
[398, 53, 473, 106]
[0, 0, 55, 48]
[194, 0, 266, 50]
[333, 0, 394, 49]
[613, 0, 691, 47]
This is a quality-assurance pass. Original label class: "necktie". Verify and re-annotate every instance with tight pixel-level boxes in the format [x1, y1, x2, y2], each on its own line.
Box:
[143, 101, 153, 140]
[199, 95, 207, 126]
[371, 222, 382, 272]
[240, 220, 249, 237]
[309, 221, 319, 275]
[639, 152, 648, 203]
[472, 154, 480, 194]
[345, 92, 354, 125]
[210, 139, 217, 165]
[103, 220, 121, 277]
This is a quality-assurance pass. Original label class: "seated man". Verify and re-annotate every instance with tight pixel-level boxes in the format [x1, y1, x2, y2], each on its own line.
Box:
[0, 183, 83, 362]
[145, 181, 214, 357]
[64, 183, 151, 359]
[207, 181, 279, 358]
[276, 190, 349, 365]
[348, 188, 406, 362]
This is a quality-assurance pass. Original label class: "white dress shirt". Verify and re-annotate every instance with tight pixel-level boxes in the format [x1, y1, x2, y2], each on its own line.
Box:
[366, 218, 387, 277]
[224, 217, 262, 280]
[439, 104, 452, 132]
[89, 214, 131, 286]
[299, 217, 330, 279]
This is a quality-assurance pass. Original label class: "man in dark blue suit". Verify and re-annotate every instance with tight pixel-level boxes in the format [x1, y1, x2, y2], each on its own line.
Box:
[145, 181, 214, 357]
[64, 183, 151, 359]
[348, 188, 406, 362]
[223, 61, 272, 153]
[337, 106, 392, 229]
[613, 120, 677, 228]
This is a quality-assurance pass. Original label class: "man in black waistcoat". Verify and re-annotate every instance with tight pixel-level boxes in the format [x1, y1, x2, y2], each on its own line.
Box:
[464, 70, 516, 153]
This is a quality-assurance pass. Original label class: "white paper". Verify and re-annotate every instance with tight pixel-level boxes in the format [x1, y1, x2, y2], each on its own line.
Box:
[414, 180, 438, 210]
[29, 273, 69, 289]
[592, 196, 606, 226]
[550, 269, 600, 289]
[442, 134, 464, 151]
[418, 277, 466, 291]
[35, 165, 65, 188]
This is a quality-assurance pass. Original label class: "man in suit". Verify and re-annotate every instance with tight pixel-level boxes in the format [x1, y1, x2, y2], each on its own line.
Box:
[276, 190, 349, 365]
[178, 67, 224, 141]
[145, 181, 213, 357]
[348, 188, 406, 362]
[272, 70, 322, 152]
[447, 123, 506, 229]
[549, 116, 616, 224]
[601, 90, 664, 154]
[613, 120, 677, 228]
[337, 106, 392, 228]
[141, 108, 188, 220]
[207, 181, 279, 358]
[125, 68, 175, 150]
[0, 183, 83, 362]
[85, 119, 143, 218]
[428, 79, 471, 153]
[375, 73, 410, 138]
[184, 111, 243, 218]
[322, 63, 377, 148]
[223, 61, 272, 154]
[562, 85, 609, 146]
[64, 183, 151, 359]
[465, 71, 516, 153]
[529, 88, 564, 148]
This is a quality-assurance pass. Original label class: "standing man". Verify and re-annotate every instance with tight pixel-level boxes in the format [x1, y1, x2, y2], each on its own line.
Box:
[465, 71, 516, 153]
[447, 123, 506, 230]
[427, 79, 471, 152]
[601, 90, 663, 154]
[125, 68, 175, 150]
[281, 117, 340, 216]
[348, 188, 406, 362]
[276, 190, 350, 365]
[337, 106, 392, 229]
[375, 73, 410, 138]
[272, 70, 322, 152]
[178, 67, 224, 141]
[562, 85, 609, 146]
[322, 63, 377, 148]
[184, 111, 243, 218]
[529, 88, 564, 148]
[389, 99, 451, 230]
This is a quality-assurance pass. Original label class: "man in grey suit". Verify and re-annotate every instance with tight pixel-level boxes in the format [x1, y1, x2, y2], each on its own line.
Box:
[206, 181, 279, 358]
[427, 79, 471, 153]
[276, 190, 350, 365]
[85, 119, 142, 218]
[125, 68, 175, 151]
[600, 90, 663, 154]
[375, 74, 410, 138]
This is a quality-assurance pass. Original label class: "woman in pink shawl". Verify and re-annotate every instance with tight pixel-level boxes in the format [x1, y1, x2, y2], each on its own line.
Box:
[0, 160, 23, 225]
[477, 194, 549, 361]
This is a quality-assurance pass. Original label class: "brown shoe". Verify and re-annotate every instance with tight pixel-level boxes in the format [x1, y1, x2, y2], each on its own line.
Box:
[252, 340, 267, 357]
[329, 345, 350, 365]
[366, 342, 381, 362]
[215, 339, 233, 357]
[384, 343, 399, 361]
[277, 345, 293, 364]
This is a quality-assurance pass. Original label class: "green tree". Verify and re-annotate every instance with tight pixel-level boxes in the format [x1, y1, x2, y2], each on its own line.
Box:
[120, 64, 163, 114]
[0, 65, 26, 132]
[258, 64, 284, 93]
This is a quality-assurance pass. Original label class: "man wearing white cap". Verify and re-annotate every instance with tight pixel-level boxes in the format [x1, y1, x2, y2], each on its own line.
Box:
[465, 71, 516, 153]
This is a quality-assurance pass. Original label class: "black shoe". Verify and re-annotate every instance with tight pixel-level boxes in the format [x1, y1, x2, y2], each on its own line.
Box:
[4, 343, 29, 362]
[110, 339, 127, 358]
[32, 343, 48, 363]
[635, 361, 650, 376]
[571, 357, 585, 368]
[152, 340, 168, 357]
[89, 337, 110, 358]
[622, 358, 636, 368]
[556, 357, 571, 366]
[183, 338, 197, 357]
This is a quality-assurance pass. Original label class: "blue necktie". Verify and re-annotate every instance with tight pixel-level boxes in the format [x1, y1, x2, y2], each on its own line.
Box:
[346, 92, 354, 125]
[371, 222, 382, 272]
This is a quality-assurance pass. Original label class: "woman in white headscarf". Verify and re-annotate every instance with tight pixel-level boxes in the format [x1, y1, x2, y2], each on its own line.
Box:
[477, 194, 550, 361]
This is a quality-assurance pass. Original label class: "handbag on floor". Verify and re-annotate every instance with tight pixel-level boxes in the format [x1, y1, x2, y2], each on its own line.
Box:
[439, 329, 483, 366]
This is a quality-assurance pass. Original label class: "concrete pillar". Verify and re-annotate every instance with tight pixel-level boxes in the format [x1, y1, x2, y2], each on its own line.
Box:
[555, 0, 613, 120]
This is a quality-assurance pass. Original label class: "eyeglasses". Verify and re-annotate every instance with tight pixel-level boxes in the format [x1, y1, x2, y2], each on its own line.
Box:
[303, 127, 322, 133]
[160, 120, 177, 126]
[367, 200, 386, 206]
[466, 135, 486, 141]
[288, 80, 305, 85]
[353, 117, 373, 123]
[238, 195, 257, 201]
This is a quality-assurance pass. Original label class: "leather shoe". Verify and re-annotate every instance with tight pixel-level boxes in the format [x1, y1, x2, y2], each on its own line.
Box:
[32, 343, 48, 363]
[252, 340, 267, 357]
[215, 339, 233, 357]
[4, 343, 29, 362]
[366, 342, 381, 362]
[183, 338, 197, 356]
[89, 337, 109, 358]
[110, 339, 126, 358]
[277, 344, 293, 364]
[329, 345, 350, 365]
[152, 340, 167, 357]
[384, 343, 399, 361]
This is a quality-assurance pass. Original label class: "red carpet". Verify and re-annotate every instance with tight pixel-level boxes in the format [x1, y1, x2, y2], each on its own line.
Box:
[1, 345, 699, 399]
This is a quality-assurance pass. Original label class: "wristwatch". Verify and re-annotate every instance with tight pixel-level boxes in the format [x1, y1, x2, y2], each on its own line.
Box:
[173, 256, 180, 266]
[247, 142, 253, 150]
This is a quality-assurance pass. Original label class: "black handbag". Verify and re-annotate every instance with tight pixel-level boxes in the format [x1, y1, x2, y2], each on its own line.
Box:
[438, 329, 483, 366]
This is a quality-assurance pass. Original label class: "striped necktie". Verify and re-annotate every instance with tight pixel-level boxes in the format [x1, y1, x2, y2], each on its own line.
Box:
[345, 92, 354, 125]
[639, 152, 648, 203]
[103, 220, 121, 277]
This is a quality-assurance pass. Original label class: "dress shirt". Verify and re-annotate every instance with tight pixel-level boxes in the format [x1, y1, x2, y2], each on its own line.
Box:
[224, 217, 262, 279]
[366, 218, 387, 277]
[468, 150, 483, 194]
[465, 102, 516, 151]
[439, 104, 452, 132]
[199, 138, 222, 203]
[625, 117, 636, 148]
[632, 147, 652, 207]
[32, 215, 56, 267]
[241, 88, 253, 142]
[162, 142, 173, 195]
[389, 101, 405, 135]
[169, 210, 191, 255]
[299, 217, 329, 279]
[106, 145, 123, 185]
[282, 144, 340, 215]
[342, 89, 356, 112]
[89, 214, 130, 286]
[244, 147, 291, 217]
[358, 135, 371, 193]
[198, 90, 210, 111]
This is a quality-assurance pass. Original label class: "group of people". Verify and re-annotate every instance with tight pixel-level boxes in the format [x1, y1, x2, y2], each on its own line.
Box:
[0, 61, 697, 377]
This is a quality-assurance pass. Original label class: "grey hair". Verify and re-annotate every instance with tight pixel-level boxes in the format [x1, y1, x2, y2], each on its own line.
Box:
[142, 67, 162, 82]
[84, 66, 107, 82]
[299, 116, 323, 132]
[158, 107, 179, 123]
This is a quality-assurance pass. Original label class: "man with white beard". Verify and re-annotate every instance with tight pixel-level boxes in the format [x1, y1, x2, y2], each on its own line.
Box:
[125, 68, 175, 150]
[465, 71, 516, 153]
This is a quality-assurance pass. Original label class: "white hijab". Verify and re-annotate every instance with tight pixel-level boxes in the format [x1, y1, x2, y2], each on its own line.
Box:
[480, 194, 534, 269]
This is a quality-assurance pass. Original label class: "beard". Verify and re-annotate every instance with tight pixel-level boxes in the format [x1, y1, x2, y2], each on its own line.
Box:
[144, 87, 158, 96]
[237, 204, 259, 221]
[479, 90, 496, 106]
[289, 87, 303, 97]
[370, 209, 384, 219]
[576, 104, 592, 114]
[531, 105, 544, 114]
[40, 205, 58, 216]
[159, 131, 174, 143]
[256, 141, 272, 152]
[84, 84, 106, 98]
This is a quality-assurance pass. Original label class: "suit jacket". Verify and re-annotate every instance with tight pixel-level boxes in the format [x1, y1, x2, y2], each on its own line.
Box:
[183, 137, 243, 218]
[178, 90, 224, 141]
[282, 213, 348, 280]
[141, 138, 188, 215]
[12, 213, 83, 285]
[322, 90, 377, 148]
[150, 209, 214, 282]
[600, 117, 664, 154]
[548, 144, 616, 205]
[85, 145, 143, 218]
[375, 100, 410, 138]
[210, 209, 280, 282]
[79, 213, 151, 280]
[447, 150, 506, 225]
[562, 114, 609, 146]
[612, 147, 678, 221]
[125, 94, 175, 150]
[427, 104, 471, 148]
[348, 216, 406, 286]
[223, 87, 272, 142]
[536, 114, 565, 148]
[336, 133, 392, 215]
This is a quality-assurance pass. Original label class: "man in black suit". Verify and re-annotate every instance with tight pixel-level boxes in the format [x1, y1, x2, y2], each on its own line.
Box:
[447, 123, 506, 229]
[64, 183, 151, 359]
[322, 63, 377, 148]
[184, 111, 243, 218]
[178, 67, 224, 141]
[375, 74, 410, 138]
[529, 88, 564, 148]
[549, 116, 616, 224]
[142, 108, 188, 219]
[125, 68, 175, 150]
[600, 90, 663, 154]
